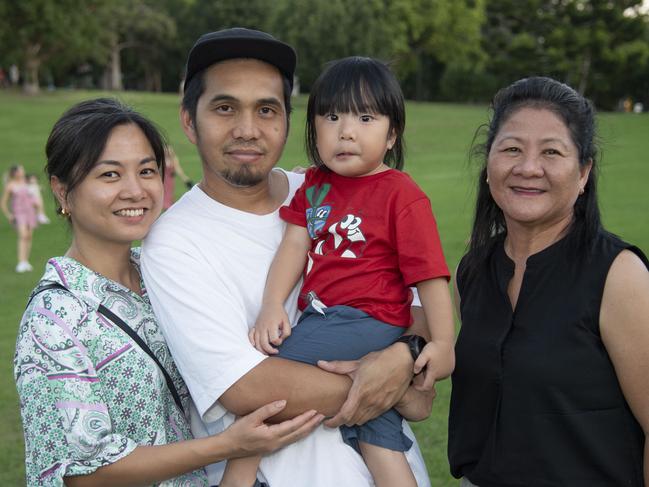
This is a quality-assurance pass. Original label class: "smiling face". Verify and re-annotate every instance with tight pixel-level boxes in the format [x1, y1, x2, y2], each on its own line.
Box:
[181, 58, 288, 192]
[315, 111, 395, 178]
[486, 107, 591, 233]
[60, 124, 163, 249]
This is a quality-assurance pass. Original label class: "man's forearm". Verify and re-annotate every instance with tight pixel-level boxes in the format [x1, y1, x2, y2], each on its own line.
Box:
[220, 357, 352, 421]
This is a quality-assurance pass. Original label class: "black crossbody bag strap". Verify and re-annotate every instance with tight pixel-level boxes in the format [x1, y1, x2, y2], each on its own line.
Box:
[28, 282, 184, 413]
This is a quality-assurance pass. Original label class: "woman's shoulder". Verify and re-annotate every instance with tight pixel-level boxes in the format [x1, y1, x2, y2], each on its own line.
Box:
[594, 230, 649, 267]
[22, 256, 97, 322]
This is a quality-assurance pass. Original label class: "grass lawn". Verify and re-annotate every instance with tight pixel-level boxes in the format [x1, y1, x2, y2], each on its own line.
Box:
[1, 89, 647, 485]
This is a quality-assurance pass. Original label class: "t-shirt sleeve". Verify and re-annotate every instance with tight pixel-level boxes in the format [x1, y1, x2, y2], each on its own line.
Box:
[279, 167, 316, 227]
[395, 197, 450, 286]
[141, 236, 266, 421]
[14, 292, 137, 485]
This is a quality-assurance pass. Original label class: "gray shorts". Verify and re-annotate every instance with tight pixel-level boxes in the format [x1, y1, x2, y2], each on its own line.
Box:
[277, 304, 412, 453]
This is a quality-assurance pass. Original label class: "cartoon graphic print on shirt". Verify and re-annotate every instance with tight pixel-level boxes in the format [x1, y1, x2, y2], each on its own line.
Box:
[306, 212, 368, 274]
[305, 183, 332, 239]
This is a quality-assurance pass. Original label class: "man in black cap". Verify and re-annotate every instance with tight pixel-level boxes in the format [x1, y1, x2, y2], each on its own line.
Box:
[142, 28, 432, 487]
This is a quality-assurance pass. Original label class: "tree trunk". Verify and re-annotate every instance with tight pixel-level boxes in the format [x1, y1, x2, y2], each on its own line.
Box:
[23, 44, 41, 95]
[109, 47, 123, 90]
[577, 52, 591, 96]
[107, 34, 123, 91]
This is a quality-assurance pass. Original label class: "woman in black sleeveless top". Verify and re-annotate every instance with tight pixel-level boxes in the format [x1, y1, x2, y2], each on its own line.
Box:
[448, 77, 649, 487]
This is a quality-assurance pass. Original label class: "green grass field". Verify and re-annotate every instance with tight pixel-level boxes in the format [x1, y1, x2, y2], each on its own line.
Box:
[1, 89, 647, 485]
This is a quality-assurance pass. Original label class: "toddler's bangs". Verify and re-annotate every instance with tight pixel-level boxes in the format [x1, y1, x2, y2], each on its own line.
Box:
[313, 66, 390, 117]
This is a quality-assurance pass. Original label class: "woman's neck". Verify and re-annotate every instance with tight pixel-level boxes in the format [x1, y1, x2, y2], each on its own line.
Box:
[504, 214, 573, 263]
[65, 239, 140, 293]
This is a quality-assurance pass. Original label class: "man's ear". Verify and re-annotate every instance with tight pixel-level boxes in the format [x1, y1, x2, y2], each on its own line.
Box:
[50, 176, 67, 210]
[180, 107, 197, 145]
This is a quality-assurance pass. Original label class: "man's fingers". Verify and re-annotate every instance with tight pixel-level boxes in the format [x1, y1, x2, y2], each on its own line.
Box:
[317, 359, 360, 376]
[324, 391, 360, 428]
[418, 368, 436, 391]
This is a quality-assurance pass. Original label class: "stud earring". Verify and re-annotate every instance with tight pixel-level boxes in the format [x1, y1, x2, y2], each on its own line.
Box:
[60, 207, 70, 217]
[486, 176, 490, 184]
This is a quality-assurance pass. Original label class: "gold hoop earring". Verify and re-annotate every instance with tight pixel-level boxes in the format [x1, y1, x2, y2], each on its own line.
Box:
[60, 207, 70, 217]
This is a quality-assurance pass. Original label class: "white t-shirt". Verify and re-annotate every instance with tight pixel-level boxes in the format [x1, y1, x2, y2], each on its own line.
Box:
[142, 169, 431, 487]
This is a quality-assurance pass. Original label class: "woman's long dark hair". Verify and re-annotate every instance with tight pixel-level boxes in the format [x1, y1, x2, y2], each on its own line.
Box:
[463, 76, 602, 278]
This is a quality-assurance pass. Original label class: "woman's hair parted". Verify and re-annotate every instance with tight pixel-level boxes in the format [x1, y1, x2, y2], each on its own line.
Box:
[45, 98, 167, 214]
[464, 76, 602, 276]
[305, 56, 406, 170]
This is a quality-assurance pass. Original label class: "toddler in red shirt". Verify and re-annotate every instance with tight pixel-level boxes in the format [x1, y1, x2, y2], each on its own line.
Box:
[245, 57, 455, 487]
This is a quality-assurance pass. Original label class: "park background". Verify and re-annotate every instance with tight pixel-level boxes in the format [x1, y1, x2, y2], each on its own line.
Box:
[1, 0, 648, 485]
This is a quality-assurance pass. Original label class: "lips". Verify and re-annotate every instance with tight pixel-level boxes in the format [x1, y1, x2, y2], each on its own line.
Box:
[224, 145, 265, 163]
[511, 186, 545, 194]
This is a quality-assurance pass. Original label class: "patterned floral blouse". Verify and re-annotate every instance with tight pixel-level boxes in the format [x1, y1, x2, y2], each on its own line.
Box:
[14, 250, 208, 486]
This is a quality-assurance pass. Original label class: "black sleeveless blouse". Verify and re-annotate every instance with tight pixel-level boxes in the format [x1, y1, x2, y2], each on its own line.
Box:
[449, 230, 648, 487]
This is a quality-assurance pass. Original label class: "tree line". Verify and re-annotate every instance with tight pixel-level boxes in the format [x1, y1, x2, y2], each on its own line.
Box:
[1, 0, 647, 109]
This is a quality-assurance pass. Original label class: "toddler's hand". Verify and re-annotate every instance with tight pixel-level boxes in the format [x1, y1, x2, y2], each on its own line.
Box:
[413, 342, 438, 392]
[250, 303, 292, 355]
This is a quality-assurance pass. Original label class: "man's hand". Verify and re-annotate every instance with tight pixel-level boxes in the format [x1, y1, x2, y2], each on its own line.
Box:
[250, 303, 292, 355]
[317, 342, 413, 427]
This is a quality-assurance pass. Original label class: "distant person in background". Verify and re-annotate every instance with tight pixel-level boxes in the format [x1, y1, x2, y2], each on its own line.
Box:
[1, 164, 38, 272]
[26, 173, 50, 224]
[9, 64, 19, 85]
[449, 76, 649, 486]
[14, 98, 322, 486]
[163, 146, 193, 209]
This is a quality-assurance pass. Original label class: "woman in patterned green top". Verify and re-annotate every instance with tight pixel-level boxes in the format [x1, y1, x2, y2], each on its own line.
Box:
[14, 99, 323, 487]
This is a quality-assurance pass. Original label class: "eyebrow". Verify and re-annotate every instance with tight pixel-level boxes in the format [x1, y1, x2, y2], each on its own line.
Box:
[496, 135, 569, 148]
[96, 157, 157, 166]
[207, 94, 284, 109]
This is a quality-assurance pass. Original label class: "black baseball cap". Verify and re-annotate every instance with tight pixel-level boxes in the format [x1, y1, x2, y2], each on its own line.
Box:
[184, 28, 297, 89]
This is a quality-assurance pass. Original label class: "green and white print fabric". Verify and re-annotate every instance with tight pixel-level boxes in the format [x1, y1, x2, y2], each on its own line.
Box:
[14, 249, 208, 486]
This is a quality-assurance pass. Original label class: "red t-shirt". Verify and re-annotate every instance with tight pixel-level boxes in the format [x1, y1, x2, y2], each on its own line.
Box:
[280, 167, 449, 327]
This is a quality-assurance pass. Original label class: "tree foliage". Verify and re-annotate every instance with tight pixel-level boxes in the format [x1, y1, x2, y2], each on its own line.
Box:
[0, 0, 105, 92]
[0, 0, 647, 106]
[481, 0, 649, 107]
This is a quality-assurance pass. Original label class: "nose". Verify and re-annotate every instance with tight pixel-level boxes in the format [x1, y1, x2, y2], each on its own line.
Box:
[512, 152, 544, 177]
[339, 116, 356, 141]
[120, 174, 147, 200]
[232, 111, 261, 140]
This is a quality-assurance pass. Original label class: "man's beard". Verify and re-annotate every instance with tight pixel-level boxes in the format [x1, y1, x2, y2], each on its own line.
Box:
[220, 164, 265, 187]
